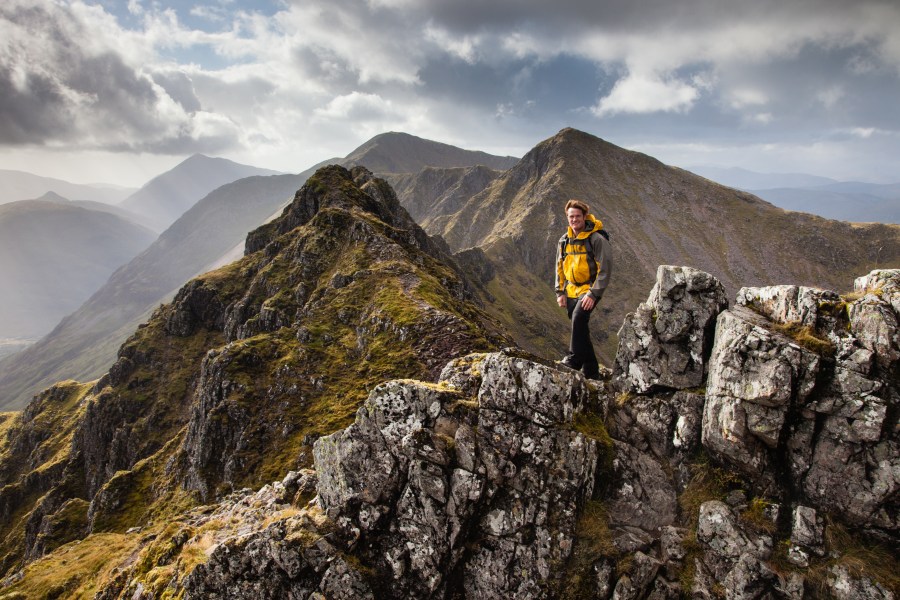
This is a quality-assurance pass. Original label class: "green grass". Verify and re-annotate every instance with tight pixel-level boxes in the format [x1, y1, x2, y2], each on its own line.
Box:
[559, 500, 617, 600]
[0, 533, 141, 599]
[772, 321, 836, 357]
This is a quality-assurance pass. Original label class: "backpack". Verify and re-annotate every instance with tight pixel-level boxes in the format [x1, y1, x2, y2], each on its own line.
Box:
[559, 227, 610, 266]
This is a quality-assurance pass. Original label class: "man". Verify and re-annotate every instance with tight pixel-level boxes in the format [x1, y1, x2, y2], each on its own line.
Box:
[555, 199, 612, 380]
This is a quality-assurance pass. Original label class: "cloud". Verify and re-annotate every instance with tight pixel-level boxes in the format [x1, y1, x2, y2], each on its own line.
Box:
[1, 0, 900, 184]
[313, 92, 399, 121]
[593, 72, 701, 116]
[0, 1, 243, 153]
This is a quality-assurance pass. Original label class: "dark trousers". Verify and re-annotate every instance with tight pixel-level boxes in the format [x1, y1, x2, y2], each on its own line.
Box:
[566, 295, 599, 377]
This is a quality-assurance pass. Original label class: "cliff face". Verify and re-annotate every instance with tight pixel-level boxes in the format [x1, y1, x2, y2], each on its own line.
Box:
[0, 167, 897, 598]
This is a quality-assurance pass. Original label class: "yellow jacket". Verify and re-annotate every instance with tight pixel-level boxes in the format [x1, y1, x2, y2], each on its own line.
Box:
[555, 214, 612, 300]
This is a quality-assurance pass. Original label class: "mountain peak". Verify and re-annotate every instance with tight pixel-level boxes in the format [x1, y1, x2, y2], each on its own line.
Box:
[244, 165, 428, 256]
[343, 131, 519, 173]
[36, 190, 70, 203]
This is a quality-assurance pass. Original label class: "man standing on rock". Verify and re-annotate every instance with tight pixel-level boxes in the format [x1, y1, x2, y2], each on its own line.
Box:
[555, 199, 612, 380]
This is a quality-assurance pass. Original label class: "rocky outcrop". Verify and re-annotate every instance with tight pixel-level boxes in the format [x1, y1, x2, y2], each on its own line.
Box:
[704, 270, 899, 532]
[112, 352, 602, 599]
[609, 266, 900, 598]
[313, 352, 600, 598]
[614, 266, 728, 394]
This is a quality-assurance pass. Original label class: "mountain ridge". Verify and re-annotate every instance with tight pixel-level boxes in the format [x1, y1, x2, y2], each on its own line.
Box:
[0, 165, 504, 590]
[0, 169, 136, 205]
[0, 135, 519, 410]
[393, 128, 900, 361]
[118, 154, 284, 231]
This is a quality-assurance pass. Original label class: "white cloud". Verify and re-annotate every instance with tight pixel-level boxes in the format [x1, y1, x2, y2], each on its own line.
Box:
[313, 92, 398, 121]
[729, 89, 769, 109]
[593, 72, 700, 116]
[2, 0, 900, 184]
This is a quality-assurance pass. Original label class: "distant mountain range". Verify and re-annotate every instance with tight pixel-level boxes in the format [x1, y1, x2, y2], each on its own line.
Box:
[0, 197, 156, 341]
[118, 154, 284, 231]
[0, 134, 517, 409]
[0, 169, 136, 205]
[691, 165, 900, 223]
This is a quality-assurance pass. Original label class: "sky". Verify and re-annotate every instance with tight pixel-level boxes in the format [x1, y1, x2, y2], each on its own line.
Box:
[1, 0, 899, 187]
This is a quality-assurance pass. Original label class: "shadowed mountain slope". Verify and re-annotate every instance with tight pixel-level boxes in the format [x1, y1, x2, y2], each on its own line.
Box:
[399, 128, 900, 360]
[343, 131, 519, 173]
[0, 200, 156, 340]
[0, 166, 502, 584]
[118, 154, 282, 231]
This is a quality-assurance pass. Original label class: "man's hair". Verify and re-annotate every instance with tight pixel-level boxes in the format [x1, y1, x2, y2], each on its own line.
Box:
[565, 199, 590, 216]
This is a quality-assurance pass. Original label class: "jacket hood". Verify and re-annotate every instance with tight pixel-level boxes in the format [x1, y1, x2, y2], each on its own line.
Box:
[567, 213, 603, 238]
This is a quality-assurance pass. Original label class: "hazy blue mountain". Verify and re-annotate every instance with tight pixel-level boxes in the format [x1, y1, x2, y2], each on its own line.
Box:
[814, 181, 900, 199]
[689, 166, 900, 223]
[689, 165, 837, 189]
[0, 169, 135, 205]
[36, 191, 153, 229]
[748, 188, 900, 224]
[118, 154, 284, 231]
[0, 199, 156, 341]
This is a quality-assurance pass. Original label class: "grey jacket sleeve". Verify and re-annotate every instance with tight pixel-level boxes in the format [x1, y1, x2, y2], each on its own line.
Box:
[588, 233, 612, 301]
[554, 235, 567, 296]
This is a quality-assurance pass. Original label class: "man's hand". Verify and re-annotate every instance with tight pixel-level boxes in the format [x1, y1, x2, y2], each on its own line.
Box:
[580, 295, 596, 311]
[557, 295, 566, 308]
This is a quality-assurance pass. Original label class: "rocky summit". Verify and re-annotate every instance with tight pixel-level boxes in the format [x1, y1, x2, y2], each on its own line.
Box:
[0, 166, 898, 599]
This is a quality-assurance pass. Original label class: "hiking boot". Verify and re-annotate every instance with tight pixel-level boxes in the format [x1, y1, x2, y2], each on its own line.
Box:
[557, 355, 580, 370]
[583, 369, 602, 381]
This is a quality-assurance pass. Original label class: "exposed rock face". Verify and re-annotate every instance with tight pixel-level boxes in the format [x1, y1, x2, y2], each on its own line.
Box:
[614, 265, 728, 394]
[314, 352, 600, 598]
[608, 266, 899, 598]
[703, 270, 900, 532]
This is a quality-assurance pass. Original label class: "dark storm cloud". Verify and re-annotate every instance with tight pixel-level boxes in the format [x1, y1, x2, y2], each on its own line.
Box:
[0, 1, 240, 153]
[0, 66, 69, 144]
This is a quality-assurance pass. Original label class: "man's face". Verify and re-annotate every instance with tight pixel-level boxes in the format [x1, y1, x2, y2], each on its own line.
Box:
[567, 208, 585, 233]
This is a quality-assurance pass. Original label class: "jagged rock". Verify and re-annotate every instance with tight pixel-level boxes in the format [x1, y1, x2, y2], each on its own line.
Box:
[314, 352, 600, 598]
[606, 390, 704, 490]
[593, 558, 616, 599]
[614, 266, 727, 394]
[696, 501, 771, 579]
[722, 552, 779, 600]
[692, 501, 779, 599]
[790, 505, 824, 557]
[611, 550, 662, 600]
[607, 440, 676, 546]
[708, 273, 900, 532]
[855, 268, 900, 318]
[702, 306, 821, 488]
[736, 284, 842, 329]
[826, 564, 895, 600]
